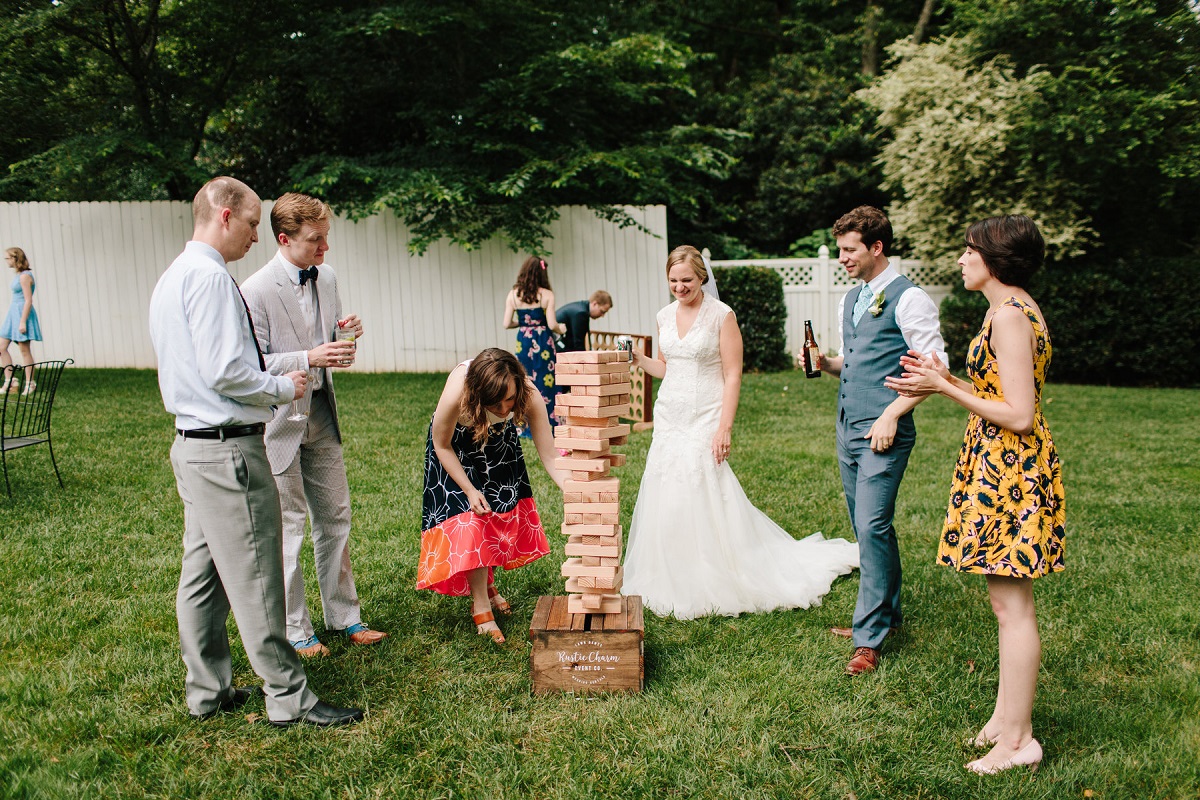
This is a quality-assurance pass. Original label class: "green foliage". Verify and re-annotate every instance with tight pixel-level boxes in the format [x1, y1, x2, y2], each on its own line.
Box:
[788, 228, 834, 258]
[711, 266, 791, 372]
[860, 36, 1096, 270]
[939, 256, 1200, 388]
[866, 2, 1200, 268]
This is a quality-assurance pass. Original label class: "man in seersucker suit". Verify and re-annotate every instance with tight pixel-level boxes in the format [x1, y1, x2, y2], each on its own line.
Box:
[241, 192, 388, 657]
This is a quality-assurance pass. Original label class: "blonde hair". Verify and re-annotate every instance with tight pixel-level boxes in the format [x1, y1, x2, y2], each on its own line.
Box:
[460, 349, 532, 444]
[271, 192, 332, 239]
[192, 177, 255, 225]
[665, 245, 708, 284]
[5, 247, 30, 272]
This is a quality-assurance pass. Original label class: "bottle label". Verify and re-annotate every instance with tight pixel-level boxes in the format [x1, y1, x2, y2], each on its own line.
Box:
[807, 345, 820, 373]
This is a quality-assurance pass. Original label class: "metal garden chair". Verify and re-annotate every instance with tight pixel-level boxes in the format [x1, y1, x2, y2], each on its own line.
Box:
[1, 359, 72, 497]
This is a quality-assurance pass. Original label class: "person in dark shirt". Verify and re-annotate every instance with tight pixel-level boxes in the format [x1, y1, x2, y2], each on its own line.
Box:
[555, 290, 612, 352]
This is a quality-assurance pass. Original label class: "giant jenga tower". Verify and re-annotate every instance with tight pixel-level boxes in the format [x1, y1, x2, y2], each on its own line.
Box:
[529, 347, 644, 694]
[552, 350, 632, 615]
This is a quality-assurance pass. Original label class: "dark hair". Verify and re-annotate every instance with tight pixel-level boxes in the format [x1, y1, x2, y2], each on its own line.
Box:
[965, 215, 1045, 288]
[665, 245, 708, 284]
[460, 348, 532, 443]
[832, 205, 893, 255]
[514, 256, 551, 305]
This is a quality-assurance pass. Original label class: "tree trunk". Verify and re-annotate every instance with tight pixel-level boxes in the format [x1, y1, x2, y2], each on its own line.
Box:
[861, 0, 882, 77]
[912, 0, 936, 45]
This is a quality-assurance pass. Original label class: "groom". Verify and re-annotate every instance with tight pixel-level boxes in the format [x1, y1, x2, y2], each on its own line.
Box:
[819, 206, 946, 675]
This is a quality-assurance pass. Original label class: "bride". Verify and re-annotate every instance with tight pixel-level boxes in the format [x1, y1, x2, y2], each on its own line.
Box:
[623, 245, 859, 619]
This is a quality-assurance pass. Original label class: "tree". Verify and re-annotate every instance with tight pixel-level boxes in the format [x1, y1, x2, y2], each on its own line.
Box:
[864, 0, 1200, 267]
[0, 0, 293, 200]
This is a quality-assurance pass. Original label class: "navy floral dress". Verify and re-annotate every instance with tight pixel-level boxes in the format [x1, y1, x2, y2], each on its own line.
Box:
[513, 307, 559, 434]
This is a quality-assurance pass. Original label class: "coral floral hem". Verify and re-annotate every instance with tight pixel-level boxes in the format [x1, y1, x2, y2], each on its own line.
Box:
[416, 497, 549, 596]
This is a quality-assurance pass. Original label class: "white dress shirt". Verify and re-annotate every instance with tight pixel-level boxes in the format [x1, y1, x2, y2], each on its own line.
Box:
[279, 252, 325, 390]
[149, 241, 295, 429]
[836, 264, 947, 364]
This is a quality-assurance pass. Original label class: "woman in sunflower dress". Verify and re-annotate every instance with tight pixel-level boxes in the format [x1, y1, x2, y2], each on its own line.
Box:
[888, 216, 1065, 776]
[418, 349, 566, 644]
[503, 256, 565, 436]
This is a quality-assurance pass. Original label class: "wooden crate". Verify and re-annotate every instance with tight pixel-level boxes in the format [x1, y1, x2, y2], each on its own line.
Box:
[529, 595, 644, 695]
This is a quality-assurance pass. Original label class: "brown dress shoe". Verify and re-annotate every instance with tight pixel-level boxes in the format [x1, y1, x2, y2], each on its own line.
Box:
[845, 646, 879, 675]
[347, 628, 388, 646]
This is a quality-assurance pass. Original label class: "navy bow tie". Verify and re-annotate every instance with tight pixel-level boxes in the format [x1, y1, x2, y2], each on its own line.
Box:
[299, 266, 319, 286]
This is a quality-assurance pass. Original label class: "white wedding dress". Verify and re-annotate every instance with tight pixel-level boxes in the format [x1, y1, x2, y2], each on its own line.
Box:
[623, 294, 860, 619]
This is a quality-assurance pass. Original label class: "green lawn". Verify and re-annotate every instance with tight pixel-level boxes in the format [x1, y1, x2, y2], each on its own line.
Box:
[1, 369, 1197, 799]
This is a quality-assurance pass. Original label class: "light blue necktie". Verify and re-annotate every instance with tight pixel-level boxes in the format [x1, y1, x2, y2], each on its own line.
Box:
[852, 284, 875, 326]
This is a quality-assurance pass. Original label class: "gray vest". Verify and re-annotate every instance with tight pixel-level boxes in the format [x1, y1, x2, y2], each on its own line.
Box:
[837, 275, 916, 426]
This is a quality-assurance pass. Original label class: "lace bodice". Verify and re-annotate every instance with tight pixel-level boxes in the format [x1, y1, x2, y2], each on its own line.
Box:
[653, 294, 731, 443]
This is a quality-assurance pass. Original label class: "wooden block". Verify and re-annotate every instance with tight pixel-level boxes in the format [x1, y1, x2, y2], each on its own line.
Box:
[553, 437, 610, 451]
[567, 416, 626, 428]
[555, 393, 621, 408]
[580, 382, 633, 396]
[555, 351, 623, 364]
[557, 361, 631, 375]
[564, 542, 621, 558]
[581, 593, 602, 611]
[555, 404, 623, 421]
[561, 558, 621, 578]
[564, 478, 619, 493]
[603, 453, 628, 467]
[576, 534, 622, 547]
[556, 373, 609, 386]
[555, 457, 608, 472]
[609, 435, 628, 446]
[567, 566, 623, 591]
[564, 503, 619, 515]
[567, 593, 624, 615]
[563, 492, 582, 504]
[569, 447, 611, 459]
[600, 557, 620, 566]
[582, 556, 601, 566]
[562, 523, 621, 537]
[559, 423, 631, 440]
[599, 492, 619, 503]
[571, 469, 610, 481]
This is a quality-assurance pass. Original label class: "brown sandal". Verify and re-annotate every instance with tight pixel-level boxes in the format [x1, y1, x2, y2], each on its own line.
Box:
[487, 585, 512, 615]
[473, 610, 505, 644]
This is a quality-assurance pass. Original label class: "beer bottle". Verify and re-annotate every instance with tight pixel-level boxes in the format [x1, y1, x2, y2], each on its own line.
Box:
[802, 320, 821, 379]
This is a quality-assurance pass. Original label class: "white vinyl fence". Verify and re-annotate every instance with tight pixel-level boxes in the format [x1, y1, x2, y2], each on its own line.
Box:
[707, 246, 955, 357]
[0, 202, 669, 371]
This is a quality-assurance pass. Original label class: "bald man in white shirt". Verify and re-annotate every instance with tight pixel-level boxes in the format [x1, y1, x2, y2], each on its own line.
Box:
[149, 177, 363, 728]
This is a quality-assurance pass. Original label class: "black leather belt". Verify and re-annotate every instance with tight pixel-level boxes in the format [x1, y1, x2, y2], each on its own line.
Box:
[176, 423, 265, 440]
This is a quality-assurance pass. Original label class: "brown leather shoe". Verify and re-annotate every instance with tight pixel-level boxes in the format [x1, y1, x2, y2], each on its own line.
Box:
[830, 626, 899, 639]
[344, 624, 388, 646]
[845, 646, 879, 675]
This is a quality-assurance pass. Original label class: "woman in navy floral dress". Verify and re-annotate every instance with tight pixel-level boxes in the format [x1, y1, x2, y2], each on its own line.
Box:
[503, 256, 565, 435]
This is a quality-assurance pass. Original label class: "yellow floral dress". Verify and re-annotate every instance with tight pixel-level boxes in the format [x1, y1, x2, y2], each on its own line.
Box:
[938, 298, 1065, 577]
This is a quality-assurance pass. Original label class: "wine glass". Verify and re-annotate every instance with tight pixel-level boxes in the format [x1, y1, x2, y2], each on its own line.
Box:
[287, 369, 316, 421]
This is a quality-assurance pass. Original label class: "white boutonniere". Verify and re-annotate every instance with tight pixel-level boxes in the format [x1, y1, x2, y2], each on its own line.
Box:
[869, 289, 886, 317]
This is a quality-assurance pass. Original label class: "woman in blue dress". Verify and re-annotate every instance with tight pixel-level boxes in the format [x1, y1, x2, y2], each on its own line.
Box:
[1, 247, 42, 395]
[502, 256, 565, 435]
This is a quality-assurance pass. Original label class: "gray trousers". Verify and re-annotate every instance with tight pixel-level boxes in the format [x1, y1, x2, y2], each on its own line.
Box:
[275, 390, 362, 642]
[836, 417, 916, 651]
[170, 433, 316, 721]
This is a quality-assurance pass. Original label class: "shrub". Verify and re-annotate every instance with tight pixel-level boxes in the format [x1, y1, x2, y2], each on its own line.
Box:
[710, 266, 791, 372]
[938, 256, 1200, 387]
